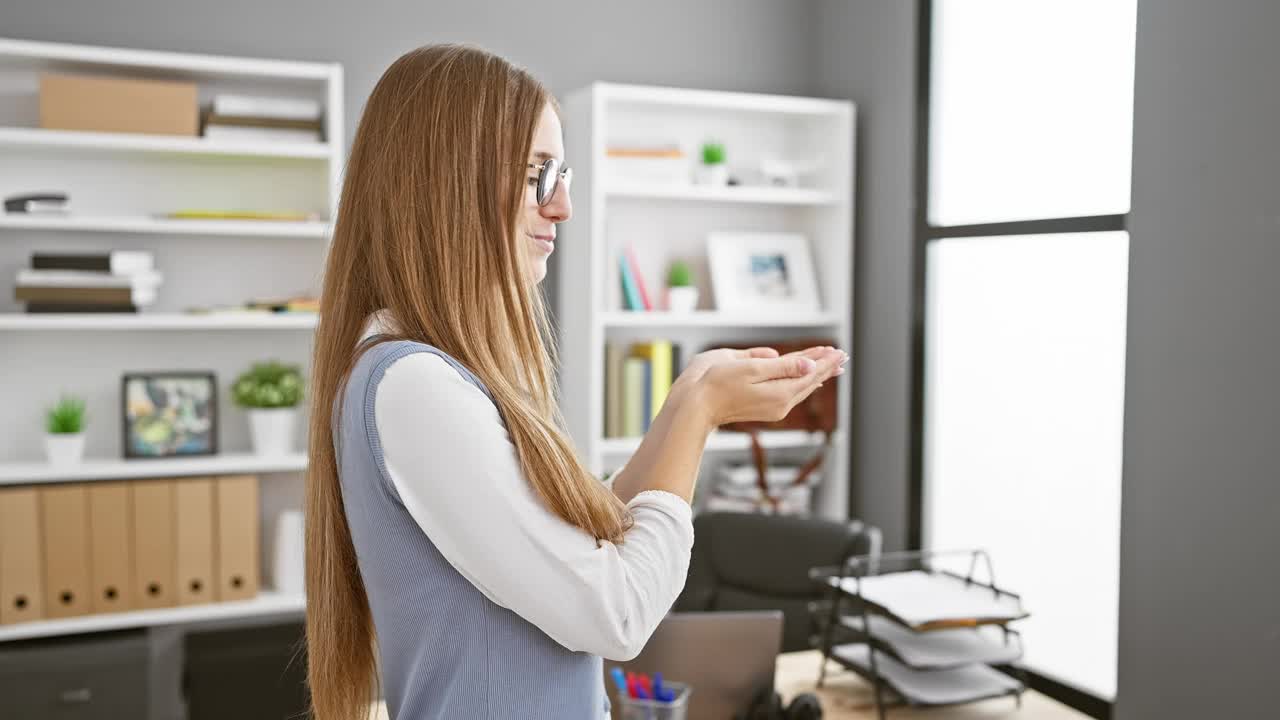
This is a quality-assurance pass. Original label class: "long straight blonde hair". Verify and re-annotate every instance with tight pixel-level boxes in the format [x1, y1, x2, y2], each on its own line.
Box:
[305, 44, 632, 720]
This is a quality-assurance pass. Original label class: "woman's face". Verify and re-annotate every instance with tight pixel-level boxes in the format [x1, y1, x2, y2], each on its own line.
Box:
[523, 102, 572, 284]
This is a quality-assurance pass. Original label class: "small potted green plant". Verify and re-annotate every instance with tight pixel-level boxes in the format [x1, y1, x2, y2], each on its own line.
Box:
[232, 361, 304, 455]
[44, 394, 87, 466]
[695, 141, 728, 186]
[666, 259, 699, 312]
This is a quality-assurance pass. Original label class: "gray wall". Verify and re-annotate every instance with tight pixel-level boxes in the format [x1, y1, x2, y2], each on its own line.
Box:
[811, 0, 919, 550]
[1117, 0, 1280, 716]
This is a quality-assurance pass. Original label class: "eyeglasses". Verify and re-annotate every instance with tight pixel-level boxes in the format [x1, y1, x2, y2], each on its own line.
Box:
[527, 157, 573, 207]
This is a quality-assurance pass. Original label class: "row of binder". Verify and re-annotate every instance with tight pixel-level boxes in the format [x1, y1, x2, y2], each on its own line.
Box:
[0, 475, 260, 625]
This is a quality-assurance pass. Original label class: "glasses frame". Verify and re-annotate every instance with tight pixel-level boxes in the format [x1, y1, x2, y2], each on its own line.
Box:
[528, 157, 573, 207]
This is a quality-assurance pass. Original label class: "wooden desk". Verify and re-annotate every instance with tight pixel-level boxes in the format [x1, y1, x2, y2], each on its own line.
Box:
[776, 650, 1089, 720]
[369, 650, 1090, 719]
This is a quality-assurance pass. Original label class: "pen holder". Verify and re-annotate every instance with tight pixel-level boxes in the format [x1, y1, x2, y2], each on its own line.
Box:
[616, 682, 691, 720]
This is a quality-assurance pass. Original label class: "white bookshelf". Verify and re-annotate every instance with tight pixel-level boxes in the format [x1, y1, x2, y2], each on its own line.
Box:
[558, 83, 855, 520]
[0, 37, 340, 642]
[0, 591, 305, 643]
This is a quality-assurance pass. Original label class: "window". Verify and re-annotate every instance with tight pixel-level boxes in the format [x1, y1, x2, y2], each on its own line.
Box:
[915, 0, 1137, 706]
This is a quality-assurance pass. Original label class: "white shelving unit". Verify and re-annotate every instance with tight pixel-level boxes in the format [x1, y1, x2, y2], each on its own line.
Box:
[0, 37, 340, 641]
[558, 83, 855, 520]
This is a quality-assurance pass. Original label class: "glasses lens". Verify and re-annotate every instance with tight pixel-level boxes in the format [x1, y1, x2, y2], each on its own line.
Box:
[538, 158, 560, 206]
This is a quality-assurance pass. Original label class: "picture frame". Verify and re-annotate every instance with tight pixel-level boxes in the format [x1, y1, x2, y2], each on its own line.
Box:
[122, 371, 218, 458]
[706, 232, 822, 313]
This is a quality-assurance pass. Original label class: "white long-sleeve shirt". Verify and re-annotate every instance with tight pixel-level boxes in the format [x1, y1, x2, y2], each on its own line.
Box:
[366, 322, 693, 660]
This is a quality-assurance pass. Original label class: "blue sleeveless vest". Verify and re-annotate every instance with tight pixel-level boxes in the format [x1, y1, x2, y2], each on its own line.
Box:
[335, 339, 608, 719]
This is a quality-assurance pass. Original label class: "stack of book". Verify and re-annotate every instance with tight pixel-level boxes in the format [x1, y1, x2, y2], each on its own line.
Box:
[704, 463, 816, 516]
[618, 244, 653, 311]
[15, 251, 161, 313]
[201, 93, 323, 144]
[604, 339, 680, 437]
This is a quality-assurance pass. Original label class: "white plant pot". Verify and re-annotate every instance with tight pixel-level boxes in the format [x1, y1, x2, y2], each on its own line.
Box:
[248, 408, 297, 456]
[44, 433, 85, 466]
[694, 164, 729, 186]
[667, 286, 700, 313]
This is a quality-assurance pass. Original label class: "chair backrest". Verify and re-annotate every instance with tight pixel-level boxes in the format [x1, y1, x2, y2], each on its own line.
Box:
[674, 512, 879, 652]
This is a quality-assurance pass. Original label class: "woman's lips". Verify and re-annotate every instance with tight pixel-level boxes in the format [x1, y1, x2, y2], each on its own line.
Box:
[532, 234, 555, 253]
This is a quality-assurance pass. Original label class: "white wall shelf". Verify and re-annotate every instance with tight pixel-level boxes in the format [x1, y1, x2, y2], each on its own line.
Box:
[0, 452, 307, 486]
[0, 213, 329, 238]
[0, 591, 305, 643]
[558, 83, 855, 520]
[0, 126, 331, 160]
[601, 310, 841, 328]
[606, 182, 836, 205]
[0, 313, 318, 330]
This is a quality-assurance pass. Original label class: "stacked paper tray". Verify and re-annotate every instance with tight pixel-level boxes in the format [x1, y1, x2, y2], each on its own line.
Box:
[838, 615, 1023, 669]
[830, 570, 1028, 631]
[831, 644, 1023, 706]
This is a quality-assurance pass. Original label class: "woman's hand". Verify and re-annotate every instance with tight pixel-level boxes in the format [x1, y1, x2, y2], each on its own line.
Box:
[688, 346, 846, 427]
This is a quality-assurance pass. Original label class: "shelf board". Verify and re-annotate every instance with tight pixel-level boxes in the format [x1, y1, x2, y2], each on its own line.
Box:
[0, 126, 332, 160]
[600, 429, 833, 456]
[602, 310, 841, 328]
[0, 37, 335, 82]
[606, 182, 836, 205]
[0, 213, 328, 238]
[0, 591, 305, 643]
[596, 82, 852, 117]
[0, 452, 307, 486]
[0, 312, 318, 331]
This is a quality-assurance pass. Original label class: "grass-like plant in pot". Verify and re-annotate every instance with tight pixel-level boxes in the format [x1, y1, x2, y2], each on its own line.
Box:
[666, 260, 699, 312]
[233, 361, 304, 455]
[696, 141, 729, 185]
[45, 394, 87, 466]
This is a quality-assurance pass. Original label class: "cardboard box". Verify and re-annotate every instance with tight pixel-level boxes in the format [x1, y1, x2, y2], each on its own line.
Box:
[40, 72, 198, 136]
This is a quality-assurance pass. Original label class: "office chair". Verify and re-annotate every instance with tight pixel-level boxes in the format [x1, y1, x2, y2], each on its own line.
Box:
[674, 512, 881, 652]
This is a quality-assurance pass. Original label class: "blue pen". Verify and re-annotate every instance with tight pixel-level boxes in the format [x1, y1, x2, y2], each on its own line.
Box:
[610, 667, 628, 697]
[653, 672, 667, 702]
[635, 684, 650, 701]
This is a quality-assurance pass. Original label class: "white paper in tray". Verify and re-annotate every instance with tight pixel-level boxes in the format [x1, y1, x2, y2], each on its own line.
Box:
[838, 571, 1026, 628]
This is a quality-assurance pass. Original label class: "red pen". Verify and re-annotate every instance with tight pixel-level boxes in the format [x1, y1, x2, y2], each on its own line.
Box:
[625, 672, 639, 699]
[637, 673, 654, 699]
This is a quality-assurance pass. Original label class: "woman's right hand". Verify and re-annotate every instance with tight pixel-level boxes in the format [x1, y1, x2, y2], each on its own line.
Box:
[691, 346, 846, 427]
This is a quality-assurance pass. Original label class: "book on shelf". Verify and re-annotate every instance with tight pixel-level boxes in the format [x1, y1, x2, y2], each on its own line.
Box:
[618, 254, 645, 311]
[623, 244, 653, 311]
[605, 339, 679, 437]
[24, 302, 138, 314]
[17, 268, 162, 288]
[161, 209, 319, 222]
[202, 124, 322, 144]
[16, 285, 155, 306]
[31, 250, 154, 275]
[210, 94, 322, 121]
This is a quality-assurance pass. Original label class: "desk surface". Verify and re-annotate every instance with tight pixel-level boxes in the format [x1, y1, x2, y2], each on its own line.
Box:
[369, 650, 1091, 720]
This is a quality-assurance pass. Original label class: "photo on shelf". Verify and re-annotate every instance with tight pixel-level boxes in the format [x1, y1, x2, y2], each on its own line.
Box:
[122, 371, 218, 458]
[707, 232, 822, 313]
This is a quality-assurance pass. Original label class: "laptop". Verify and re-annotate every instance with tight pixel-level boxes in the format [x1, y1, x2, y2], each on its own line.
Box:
[606, 611, 784, 720]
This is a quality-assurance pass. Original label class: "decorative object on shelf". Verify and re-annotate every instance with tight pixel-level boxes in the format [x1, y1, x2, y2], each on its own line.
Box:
[44, 394, 87, 466]
[4, 192, 69, 214]
[760, 154, 826, 188]
[707, 232, 822, 313]
[233, 361, 304, 456]
[694, 141, 729, 186]
[705, 462, 817, 516]
[707, 338, 838, 513]
[272, 509, 305, 594]
[39, 72, 198, 136]
[605, 142, 687, 184]
[123, 372, 217, 458]
[665, 260, 699, 312]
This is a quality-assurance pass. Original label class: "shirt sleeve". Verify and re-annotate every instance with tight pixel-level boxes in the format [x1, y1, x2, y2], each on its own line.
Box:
[373, 352, 693, 660]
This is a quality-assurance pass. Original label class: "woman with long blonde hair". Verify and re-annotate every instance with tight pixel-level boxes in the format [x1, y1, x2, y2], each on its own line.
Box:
[305, 44, 846, 719]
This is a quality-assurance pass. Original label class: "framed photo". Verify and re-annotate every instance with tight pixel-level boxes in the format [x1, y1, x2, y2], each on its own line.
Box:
[122, 371, 218, 458]
[707, 232, 822, 313]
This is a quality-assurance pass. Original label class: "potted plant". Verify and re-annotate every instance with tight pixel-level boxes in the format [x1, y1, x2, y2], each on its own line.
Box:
[695, 141, 728, 185]
[45, 394, 87, 466]
[233, 361, 304, 455]
[666, 260, 699, 312]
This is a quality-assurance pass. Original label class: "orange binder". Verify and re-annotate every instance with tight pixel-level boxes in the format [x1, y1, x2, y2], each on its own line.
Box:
[175, 478, 216, 605]
[214, 475, 259, 601]
[88, 482, 134, 613]
[0, 487, 45, 624]
[131, 480, 176, 609]
[40, 484, 92, 618]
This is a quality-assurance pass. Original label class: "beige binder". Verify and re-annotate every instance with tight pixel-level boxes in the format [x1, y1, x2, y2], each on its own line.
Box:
[88, 482, 134, 613]
[40, 484, 92, 618]
[0, 487, 45, 624]
[214, 475, 259, 601]
[131, 479, 176, 609]
[174, 478, 216, 605]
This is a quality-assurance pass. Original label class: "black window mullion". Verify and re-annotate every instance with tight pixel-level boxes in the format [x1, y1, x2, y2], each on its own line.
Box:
[926, 213, 1127, 240]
